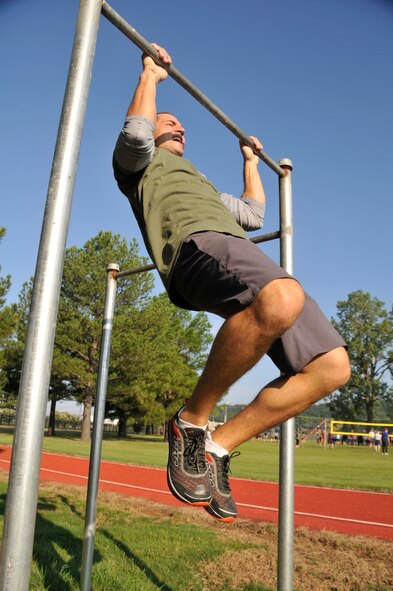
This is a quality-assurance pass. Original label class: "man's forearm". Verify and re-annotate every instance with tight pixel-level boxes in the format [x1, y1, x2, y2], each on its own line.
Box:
[127, 68, 159, 124]
[126, 43, 171, 122]
[241, 161, 266, 207]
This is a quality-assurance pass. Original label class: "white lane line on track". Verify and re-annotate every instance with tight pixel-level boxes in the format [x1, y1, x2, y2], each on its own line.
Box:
[237, 501, 393, 528]
[33, 464, 172, 497]
[2, 459, 391, 530]
[0, 460, 170, 496]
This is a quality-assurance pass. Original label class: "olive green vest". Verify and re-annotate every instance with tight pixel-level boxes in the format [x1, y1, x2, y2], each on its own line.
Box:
[132, 148, 247, 288]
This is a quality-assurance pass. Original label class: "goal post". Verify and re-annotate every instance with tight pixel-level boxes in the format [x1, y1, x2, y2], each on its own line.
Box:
[330, 419, 393, 437]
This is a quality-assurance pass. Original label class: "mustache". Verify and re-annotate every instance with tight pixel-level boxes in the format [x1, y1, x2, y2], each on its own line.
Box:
[155, 132, 178, 147]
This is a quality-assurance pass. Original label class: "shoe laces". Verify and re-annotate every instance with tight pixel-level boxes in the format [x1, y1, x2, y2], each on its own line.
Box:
[183, 430, 207, 474]
[216, 451, 240, 493]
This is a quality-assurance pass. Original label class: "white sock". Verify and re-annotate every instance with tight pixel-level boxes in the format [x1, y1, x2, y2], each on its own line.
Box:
[205, 431, 229, 458]
[178, 408, 208, 431]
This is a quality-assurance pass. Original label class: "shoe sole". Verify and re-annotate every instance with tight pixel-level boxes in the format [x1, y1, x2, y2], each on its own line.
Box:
[204, 505, 236, 523]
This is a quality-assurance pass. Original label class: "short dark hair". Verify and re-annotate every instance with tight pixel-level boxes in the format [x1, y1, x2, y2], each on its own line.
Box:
[156, 111, 175, 118]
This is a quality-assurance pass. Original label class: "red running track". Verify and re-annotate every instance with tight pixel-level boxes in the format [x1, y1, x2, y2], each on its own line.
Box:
[0, 446, 392, 541]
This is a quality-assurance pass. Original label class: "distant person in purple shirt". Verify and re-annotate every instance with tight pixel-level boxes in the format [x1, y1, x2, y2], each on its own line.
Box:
[381, 429, 389, 455]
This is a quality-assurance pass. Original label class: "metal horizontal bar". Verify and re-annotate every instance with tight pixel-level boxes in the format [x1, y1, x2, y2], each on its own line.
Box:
[114, 231, 280, 279]
[251, 230, 280, 244]
[115, 263, 155, 279]
[101, 1, 285, 177]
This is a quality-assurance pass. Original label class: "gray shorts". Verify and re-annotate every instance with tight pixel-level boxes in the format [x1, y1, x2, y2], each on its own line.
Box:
[170, 231, 346, 375]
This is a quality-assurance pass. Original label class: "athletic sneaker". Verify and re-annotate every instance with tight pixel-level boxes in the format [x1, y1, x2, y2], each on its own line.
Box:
[204, 451, 240, 522]
[167, 409, 212, 506]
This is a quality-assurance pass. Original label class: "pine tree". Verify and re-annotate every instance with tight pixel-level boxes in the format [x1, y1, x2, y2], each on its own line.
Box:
[54, 231, 153, 441]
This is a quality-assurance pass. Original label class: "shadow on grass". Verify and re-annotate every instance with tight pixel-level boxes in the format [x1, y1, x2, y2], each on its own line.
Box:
[99, 526, 176, 591]
[43, 430, 83, 440]
[59, 494, 176, 591]
[1, 491, 174, 591]
[0, 426, 165, 445]
[0, 493, 87, 590]
[0, 427, 14, 436]
[120, 434, 165, 443]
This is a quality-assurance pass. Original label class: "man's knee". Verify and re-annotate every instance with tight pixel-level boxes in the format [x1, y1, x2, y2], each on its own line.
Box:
[251, 278, 305, 338]
[327, 347, 351, 390]
[305, 347, 351, 394]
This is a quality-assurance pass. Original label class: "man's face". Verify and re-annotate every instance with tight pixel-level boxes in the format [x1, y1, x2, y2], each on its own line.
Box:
[154, 113, 185, 156]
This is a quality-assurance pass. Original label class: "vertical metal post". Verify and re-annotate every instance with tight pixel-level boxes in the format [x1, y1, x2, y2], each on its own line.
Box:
[0, 2, 102, 589]
[80, 264, 119, 591]
[277, 158, 295, 591]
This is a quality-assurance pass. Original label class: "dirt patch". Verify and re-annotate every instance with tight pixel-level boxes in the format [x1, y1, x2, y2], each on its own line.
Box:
[97, 489, 393, 591]
[197, 524, 393, 591]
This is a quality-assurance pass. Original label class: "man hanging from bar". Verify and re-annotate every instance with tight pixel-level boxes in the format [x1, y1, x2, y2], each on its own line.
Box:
[113, 43, 350, 522]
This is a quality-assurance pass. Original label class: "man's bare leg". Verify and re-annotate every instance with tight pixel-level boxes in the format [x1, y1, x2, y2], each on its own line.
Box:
[211, 346, 351, 451]
[198, 346, 350, 522]
[181, 277, 305, 426]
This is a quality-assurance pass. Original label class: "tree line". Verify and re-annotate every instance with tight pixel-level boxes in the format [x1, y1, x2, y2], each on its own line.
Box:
[0, 229, 212, 441]
[0, 227, 392, 439]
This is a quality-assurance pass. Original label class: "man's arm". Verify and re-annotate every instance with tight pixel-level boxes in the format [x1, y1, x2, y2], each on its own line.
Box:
[113, 43, 171, 173]
[127, 43, 171, 122]
[240, 135, 266, 208]
[220, 193, 265, 231]
[219, 136, 266, 231]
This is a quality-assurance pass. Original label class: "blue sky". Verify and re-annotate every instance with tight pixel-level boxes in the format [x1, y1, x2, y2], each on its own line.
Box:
[1, 0, 392, 409]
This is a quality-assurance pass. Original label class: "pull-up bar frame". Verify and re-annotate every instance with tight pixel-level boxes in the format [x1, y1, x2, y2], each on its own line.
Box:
[100, 1, 285, 178]
[0, 1, 294, 590]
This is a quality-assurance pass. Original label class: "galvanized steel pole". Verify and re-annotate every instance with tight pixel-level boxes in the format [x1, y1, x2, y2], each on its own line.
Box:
[0, 1, 103, 589]
[80, 264, 119, 591]
[101, 1, 285, 178]
[277, 159, 295, 591]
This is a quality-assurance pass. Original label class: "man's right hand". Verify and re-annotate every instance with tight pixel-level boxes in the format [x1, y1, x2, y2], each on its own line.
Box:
[240, 136, 263, 165]
[142, 43, 172, 83]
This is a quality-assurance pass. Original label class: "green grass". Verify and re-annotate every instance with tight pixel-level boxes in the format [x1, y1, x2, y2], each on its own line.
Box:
[1, 427, 392, 492]
[0, 479, 273, 591]
[233, 440, 393, 492]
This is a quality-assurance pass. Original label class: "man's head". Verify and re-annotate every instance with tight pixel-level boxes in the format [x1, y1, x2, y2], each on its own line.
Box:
[154, 112, 185, 156]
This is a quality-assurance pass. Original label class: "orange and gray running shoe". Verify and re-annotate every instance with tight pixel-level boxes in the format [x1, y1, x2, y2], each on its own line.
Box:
[167, 409, 212, 506]
[204, 451, 240, 522]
